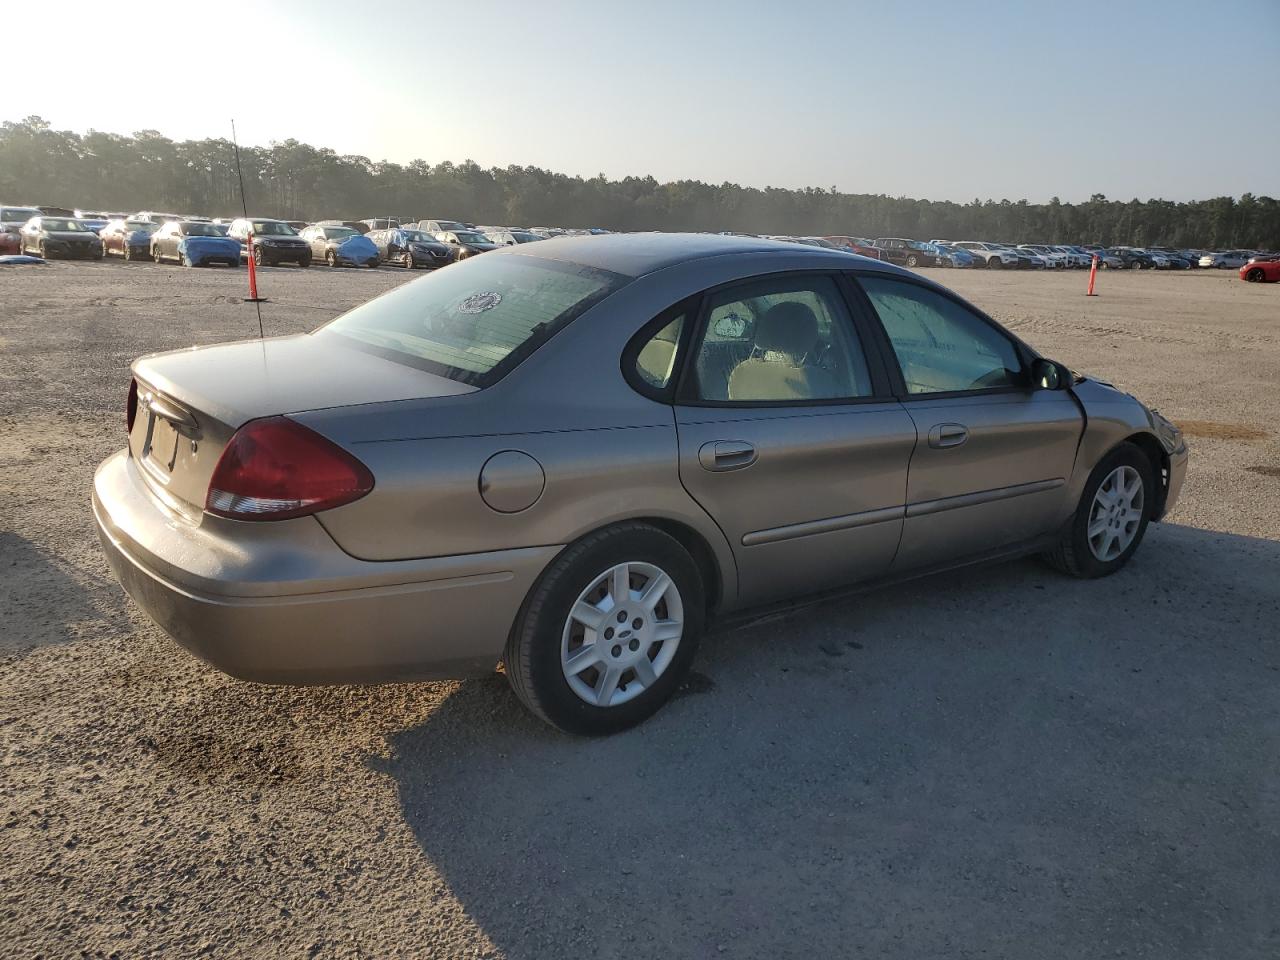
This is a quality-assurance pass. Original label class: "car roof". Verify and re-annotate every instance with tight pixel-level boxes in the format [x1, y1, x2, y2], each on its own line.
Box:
[501, 231, 900, 279]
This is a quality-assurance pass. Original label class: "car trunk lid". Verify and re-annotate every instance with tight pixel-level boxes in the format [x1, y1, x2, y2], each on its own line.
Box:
[129, 333, 476, 516]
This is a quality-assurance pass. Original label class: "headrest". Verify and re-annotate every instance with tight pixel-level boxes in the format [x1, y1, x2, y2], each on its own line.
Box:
[755, 301, 819, 359]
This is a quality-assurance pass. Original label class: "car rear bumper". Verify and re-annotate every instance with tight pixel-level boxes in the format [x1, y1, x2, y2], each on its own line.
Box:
[92, 449, 559, 684]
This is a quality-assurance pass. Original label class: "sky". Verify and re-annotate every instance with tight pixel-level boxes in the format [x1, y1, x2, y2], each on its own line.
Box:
[2, 0, 1276, 203]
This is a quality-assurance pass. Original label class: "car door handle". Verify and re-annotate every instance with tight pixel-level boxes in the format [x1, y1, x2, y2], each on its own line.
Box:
[928, 423, 968, 449]
[698, 440, 757, 472]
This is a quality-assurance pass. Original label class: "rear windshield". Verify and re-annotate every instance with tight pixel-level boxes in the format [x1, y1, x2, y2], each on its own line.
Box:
[319, 254, 629, 386]
[181, 222, 222, 236]
[323, 227, 358, 239]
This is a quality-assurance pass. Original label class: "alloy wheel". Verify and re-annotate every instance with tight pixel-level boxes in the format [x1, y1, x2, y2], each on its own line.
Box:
[560, 561, 684, 708]
[1087, 465, 1145, 562]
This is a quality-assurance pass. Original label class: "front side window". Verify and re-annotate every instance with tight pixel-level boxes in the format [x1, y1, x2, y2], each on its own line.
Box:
[690, 275, 872, 403]
[320, 254, 628, 385]
[859, 276, 1024, 395]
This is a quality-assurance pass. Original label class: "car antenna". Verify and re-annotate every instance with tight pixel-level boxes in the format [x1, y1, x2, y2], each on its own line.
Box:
[230, 119, 266, 340]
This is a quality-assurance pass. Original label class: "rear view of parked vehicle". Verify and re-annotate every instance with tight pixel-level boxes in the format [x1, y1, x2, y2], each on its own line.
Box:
[100, 219, 159, 260]
[151, 220, 242, 267]
[21, 216, 103, 259]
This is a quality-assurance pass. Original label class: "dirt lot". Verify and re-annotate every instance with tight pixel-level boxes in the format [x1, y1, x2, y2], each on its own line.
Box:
[2, 261, 1278, 959]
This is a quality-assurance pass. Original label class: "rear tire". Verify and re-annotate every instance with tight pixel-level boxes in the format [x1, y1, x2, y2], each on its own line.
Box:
[504, 523, 705, 736]
[153, 246, 163, 264]
[1042, 442, 1155, 579]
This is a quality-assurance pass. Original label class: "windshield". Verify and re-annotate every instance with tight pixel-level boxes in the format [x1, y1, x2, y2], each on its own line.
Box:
[509, 232, 540, 243]
[436, 220, 466, 231]
[320, 254, 628, 385]
[323, 227, 358, 239]
[252, 221, 297, 236]
[43, 218, 84, 231]
[402, 231, 434, 243]
[2, 208, 40, 222]
[181, 222, 222, 237]
[125, 221, 158, 234]
[453, 231, 488, 244]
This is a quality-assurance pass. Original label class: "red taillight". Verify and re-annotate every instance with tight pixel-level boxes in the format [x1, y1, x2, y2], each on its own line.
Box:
[126, 378, 138, 434]
[205, 417, 374, 521]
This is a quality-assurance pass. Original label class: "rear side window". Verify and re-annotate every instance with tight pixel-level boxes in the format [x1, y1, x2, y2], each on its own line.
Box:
[320, 254, 629, 386]
[633, 313, 686, 390]
[859, 276, 1024, 395]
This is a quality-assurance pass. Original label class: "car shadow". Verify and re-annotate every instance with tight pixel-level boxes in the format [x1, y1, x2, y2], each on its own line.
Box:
[0, 530, 123, 655]
[377, 522, 1280, 959]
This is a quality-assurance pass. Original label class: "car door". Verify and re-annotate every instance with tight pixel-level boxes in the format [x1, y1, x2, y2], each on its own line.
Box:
[667, 272, 917, 605]
[853, 273, 1084, 570]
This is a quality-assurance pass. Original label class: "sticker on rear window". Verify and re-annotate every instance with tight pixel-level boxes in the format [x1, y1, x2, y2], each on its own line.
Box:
[458, 291, 502, 314]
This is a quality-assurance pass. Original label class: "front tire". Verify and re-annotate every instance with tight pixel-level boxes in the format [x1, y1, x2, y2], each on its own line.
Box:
[906, 254, 919, 268]
[1043, 442, 1155, 579]
[1245, 268, 1264, 282]
[988, 256, 1001, 269]
[505, 523, 704, 736]
[326, 250, 337, 268]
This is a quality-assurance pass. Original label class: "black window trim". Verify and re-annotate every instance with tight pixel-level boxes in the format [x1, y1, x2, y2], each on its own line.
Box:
[669, 269, 896, 409]
[620, 294, 702, 403]
[845, 270, 1043, 402]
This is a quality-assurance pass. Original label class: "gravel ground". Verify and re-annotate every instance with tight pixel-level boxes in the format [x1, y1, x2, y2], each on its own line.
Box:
[1, 260, 1278, 959]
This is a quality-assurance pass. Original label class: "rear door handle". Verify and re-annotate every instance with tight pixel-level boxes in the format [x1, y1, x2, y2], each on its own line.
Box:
[698, 440, 757, 472]
[928, 423, 968, 449]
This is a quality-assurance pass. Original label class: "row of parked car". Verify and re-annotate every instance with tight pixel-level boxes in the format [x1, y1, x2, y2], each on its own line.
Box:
[0, 205, 608, 271]
[2, 203, 1275, 281]
[747, 233, 1278, 273]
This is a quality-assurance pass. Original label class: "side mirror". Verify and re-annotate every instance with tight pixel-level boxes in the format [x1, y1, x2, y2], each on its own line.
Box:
[1032, 358, 1071, 390]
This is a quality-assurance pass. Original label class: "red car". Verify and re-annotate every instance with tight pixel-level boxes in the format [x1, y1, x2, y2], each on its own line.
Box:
[823, 235, 883, 260]
[1240, 257, 1280, 283]
[0, 227, 21, 255]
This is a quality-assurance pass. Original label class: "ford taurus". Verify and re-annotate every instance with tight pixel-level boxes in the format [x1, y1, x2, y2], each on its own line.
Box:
[93, 234, 1188, 734]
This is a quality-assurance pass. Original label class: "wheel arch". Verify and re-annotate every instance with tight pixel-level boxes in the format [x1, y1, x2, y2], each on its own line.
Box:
[1121, 431, 1170, 520]
[528, 516, 730, 624]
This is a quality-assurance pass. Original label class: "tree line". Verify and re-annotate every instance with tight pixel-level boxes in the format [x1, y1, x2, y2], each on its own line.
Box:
[2, 116, 1276, 249]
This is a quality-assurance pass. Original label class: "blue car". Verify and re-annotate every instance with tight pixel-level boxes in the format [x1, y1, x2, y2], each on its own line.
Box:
[301, 224, 381, 268]
[150, 220, 242, 267]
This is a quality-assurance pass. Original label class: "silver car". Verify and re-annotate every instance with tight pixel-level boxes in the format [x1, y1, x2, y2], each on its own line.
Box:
[93, 234, 1188, 734]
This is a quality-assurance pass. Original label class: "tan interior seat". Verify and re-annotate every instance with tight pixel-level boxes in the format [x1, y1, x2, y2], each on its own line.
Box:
[728, 302, 842, 401]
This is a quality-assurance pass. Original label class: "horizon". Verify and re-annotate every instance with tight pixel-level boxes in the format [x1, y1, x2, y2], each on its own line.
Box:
[3, 0, 1276, 204]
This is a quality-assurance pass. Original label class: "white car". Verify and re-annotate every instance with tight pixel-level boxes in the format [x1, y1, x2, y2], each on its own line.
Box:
[1052, 246, 1093, 268]
[954, 241, 1021, 268]
[1018, 244, 1070, 268]
[1199, 251, 1253, 269]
